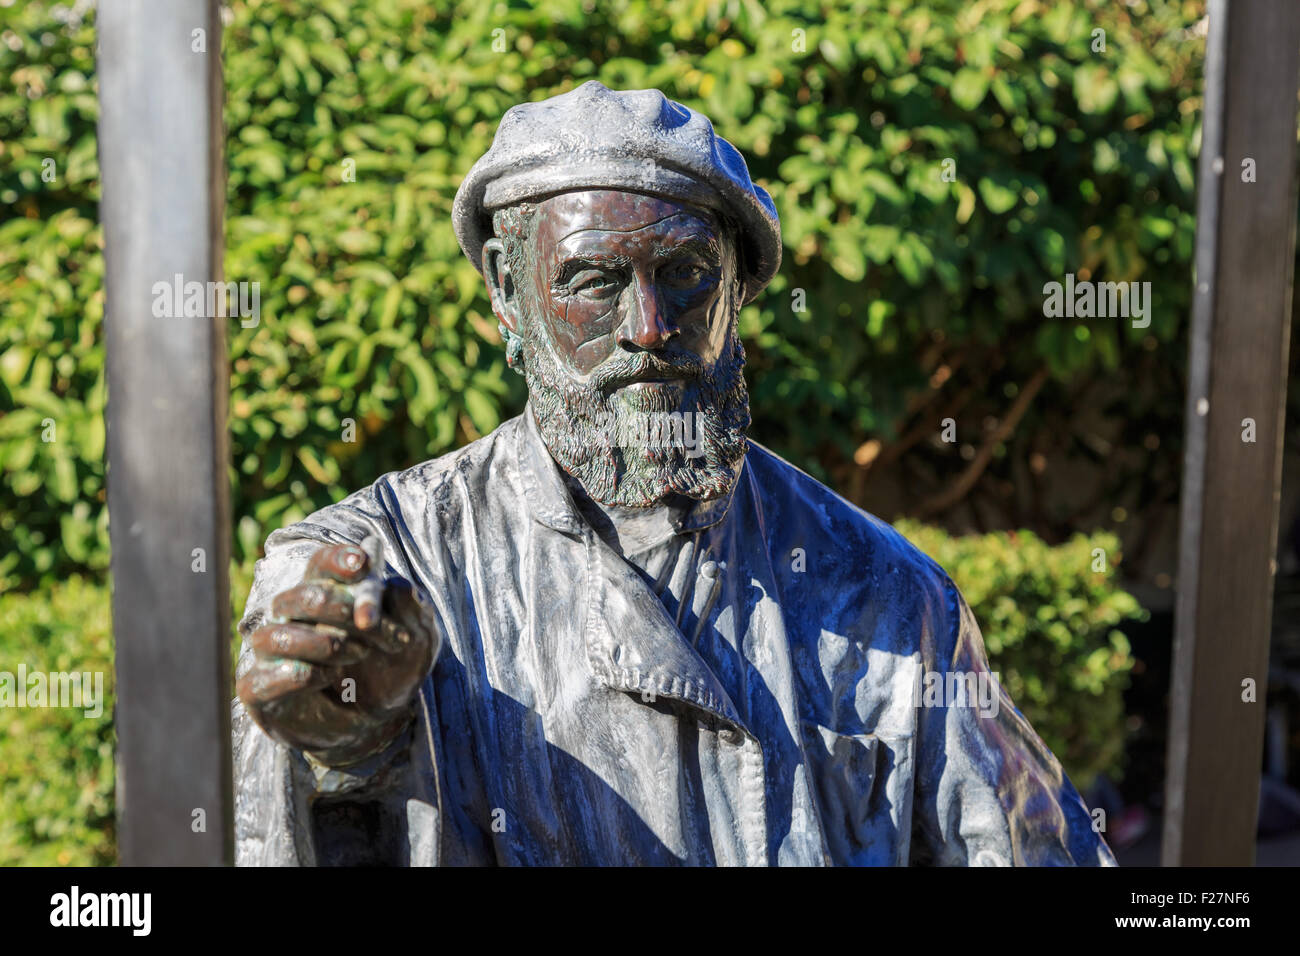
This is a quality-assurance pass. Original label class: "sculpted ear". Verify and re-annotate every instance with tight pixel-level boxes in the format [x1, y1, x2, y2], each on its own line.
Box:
[482, 237, 522, 335]
[720, 215, 748, 308]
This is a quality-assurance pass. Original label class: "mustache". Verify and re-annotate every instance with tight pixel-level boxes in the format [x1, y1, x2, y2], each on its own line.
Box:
[591, 349, 706, 391]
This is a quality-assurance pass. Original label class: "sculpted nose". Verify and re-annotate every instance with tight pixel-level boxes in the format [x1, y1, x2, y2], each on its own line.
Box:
[617, 275, 679, 351]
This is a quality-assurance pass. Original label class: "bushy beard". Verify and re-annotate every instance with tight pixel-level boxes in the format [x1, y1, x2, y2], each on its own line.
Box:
[521, 319, 751, 509]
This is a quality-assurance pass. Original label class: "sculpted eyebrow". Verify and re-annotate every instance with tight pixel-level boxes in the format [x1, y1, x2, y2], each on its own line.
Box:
[550, 232, 720, 285]
[551, 253, 632, 286]
[654, 236, 721, 263]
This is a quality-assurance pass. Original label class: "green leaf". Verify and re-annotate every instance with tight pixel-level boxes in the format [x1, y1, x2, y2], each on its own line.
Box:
[1074, 63, 1119, 115]
[463, 386, 499, 434]
[978, 175, 1019, 215]
[950, 68, 990, 110]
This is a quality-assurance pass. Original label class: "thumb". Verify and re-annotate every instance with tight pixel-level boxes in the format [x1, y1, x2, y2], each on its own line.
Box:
[352, 534, 385, 630]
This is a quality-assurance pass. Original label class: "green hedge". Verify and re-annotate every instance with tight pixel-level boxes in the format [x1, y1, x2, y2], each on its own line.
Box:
[898, 521, 1141, 790]
[0, 563, 252, 866]
[0, 576, 114, 866]
[0, 525, 1139, 863]
[1, 0, 1207, 588]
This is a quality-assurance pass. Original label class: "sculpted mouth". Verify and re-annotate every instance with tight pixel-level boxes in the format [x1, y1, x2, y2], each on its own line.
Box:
[626, 373, 682, 385]
[599, 355, 700, 391]
[615, 376, 688, 399]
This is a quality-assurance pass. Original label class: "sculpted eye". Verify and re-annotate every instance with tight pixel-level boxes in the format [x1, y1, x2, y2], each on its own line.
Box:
[567, 268, 622, 299]
[661, 260, 711, 287]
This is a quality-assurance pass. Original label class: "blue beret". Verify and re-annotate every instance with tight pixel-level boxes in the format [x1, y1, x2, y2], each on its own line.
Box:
[452, 81, 782, 304]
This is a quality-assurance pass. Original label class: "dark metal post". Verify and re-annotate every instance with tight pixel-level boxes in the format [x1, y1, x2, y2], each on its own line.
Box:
[99, 0, 232, 865]
[1164, 0, 1300, 866]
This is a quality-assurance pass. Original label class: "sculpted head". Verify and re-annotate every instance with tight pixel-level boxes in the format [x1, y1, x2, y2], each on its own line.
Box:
[480, 189, 751, 507]
[453, 83, 781, 508]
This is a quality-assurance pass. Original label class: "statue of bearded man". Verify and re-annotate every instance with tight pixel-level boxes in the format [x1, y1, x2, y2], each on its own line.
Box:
[233, 81, 1115, 867]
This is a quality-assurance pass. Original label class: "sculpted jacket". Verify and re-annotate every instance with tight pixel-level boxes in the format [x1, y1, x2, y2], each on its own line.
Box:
[232, 408, 1116, 866]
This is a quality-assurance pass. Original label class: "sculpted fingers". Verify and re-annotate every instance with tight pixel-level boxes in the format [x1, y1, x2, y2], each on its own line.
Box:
[246, 556, 432, 758]
[355, 610, 421, 656]
[352, 534, 386, 630]
[301, 541, 385, 630]
[369, 579, 436, 656]
[237, 656, 333, 707]
[237, 651, 388, 757]
[248, 622, 369, 666]
[352, 573, 383, 631]
[271, 580, 357, 630]
[305, 543, 371, 585]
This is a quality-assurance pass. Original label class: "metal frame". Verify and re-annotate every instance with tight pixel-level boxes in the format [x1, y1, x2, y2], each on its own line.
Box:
[99, 0, 232, 865]
[1164, 0, 1300, 866]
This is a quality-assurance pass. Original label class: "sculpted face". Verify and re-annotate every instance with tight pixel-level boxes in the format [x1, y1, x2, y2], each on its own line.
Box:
[484, 189, 751, 508]
[525, 190, 736, 378]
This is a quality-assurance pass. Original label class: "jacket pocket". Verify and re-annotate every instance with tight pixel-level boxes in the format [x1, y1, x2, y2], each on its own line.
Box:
[802, 722, 913, 864]
[806, 724, 879, 821]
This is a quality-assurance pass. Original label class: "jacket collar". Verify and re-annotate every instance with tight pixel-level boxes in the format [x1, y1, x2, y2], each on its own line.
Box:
[515, 400, 740, 537]
[582, 532, 746, 732]
[516, 403, 585, 536]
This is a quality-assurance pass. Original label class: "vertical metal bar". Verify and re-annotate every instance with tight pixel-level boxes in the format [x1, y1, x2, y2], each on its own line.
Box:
[99, 0, 232, 865]
[1164, 0, 1300, 866]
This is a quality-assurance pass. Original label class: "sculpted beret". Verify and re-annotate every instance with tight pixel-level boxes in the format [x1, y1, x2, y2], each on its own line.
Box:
[452, 81, 782, 304]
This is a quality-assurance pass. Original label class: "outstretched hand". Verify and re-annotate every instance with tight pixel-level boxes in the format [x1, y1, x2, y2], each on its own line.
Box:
[237, 537, 438, 767]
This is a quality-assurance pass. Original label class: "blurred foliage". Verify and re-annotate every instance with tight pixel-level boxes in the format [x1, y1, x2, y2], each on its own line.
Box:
[0, 560, 254, 866]
[0, 0, 104, 586]
[899, 521, 1142, 791]
[0, 0, 1210, 587]
[0, 574, 114, 865]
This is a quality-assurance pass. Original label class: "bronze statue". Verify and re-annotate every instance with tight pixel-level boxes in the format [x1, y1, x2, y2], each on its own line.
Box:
[233, 81, 1114, 866]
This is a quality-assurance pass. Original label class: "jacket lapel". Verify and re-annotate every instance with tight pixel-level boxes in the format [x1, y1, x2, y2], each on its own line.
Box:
[581, 527, 746, 732]
[514, 402, 749, 734]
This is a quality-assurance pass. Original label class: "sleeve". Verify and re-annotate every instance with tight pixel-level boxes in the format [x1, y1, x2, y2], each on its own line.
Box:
[231, 481, 445, 866]
[910, 575, 1117, 867]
